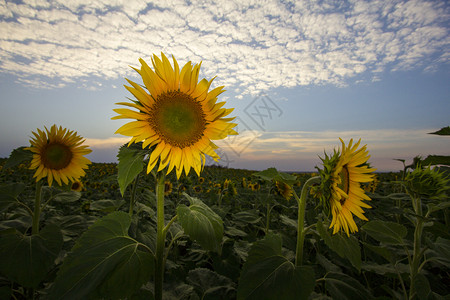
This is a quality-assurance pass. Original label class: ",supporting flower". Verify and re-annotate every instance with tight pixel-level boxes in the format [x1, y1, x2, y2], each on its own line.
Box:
[31, 181, 43, 235]
[112, 53, 238, 179]
[26, 125, 92, 187]
[154, 173, 166, 300]
[404, 165, 449, 299]
[25, 125, 91, 235]
[317, 138, 376, 236]
[112, 53, 237, 300]
[294, 176, 321, 266]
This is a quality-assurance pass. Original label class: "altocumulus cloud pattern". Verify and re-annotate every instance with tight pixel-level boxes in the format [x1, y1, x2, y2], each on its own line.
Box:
[0, 0, 448, 93]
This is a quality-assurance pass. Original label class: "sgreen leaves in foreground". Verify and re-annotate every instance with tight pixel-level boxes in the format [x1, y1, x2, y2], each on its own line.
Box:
[237, 233, 315, 300]
[254, 167, 298, 185]
[49, 211, 154, 300]
[117, 143, 147, 196]
[187, 268, 236, 299]
[362, 220, 407, 245]
[0, 182, 25, 212]
[177, 193, 224, 253]
[323, 272, 373, 300]
[0, 224, 63, 288]
[3, 146, 33, 169]
[316, 220, 362, 272]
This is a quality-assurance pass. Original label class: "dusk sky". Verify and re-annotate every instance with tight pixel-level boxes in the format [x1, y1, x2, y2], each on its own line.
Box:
[0, 0, 449, 172]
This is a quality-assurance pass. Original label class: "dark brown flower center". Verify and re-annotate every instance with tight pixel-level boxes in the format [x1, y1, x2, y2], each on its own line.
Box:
[41, 143, 73, 170]
[164, 182, 172, 195]
[149, 91, 206, 148]
[71, 181, 82, 191]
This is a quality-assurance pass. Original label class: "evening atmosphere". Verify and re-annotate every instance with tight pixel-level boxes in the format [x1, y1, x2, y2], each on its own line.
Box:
[1, 1, 450, 300]
[1, 0, 449, 172]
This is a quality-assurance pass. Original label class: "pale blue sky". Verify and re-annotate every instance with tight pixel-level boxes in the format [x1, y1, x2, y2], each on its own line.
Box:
[0, 0, 449, 172]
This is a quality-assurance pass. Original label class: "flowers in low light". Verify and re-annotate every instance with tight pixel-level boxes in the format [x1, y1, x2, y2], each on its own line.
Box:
[275, 181, 293, 201]
[317, 138, 376, 236]
[26, 125, 92, 187]
[113, 53, 237, 178]
[248, 182, 261, 192]
[71, 180, 84, 192]
[405, 166, 449, 200]
[164, 180, 173, 196]
[223, 179, 231, 190]
[241, 177, 247, 188]
[193, 185, 203, 193]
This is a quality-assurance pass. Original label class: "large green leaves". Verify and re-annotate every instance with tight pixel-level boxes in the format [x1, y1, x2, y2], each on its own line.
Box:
[0, 224, 63, 288]
[316, 220, 361, 272]
[426, 237, 450, 268]
[48, 215, 93, 242]
[412, 274, 433, 300]
[0, 182, 25, 212]
[50, 211, 154, 300]
[89, 199, 126, 213]
[177, 193, 224, 253]
[254, 167, 297, 185]
[362, 220, 407, 245]
[237, 233, 315, 300]
[3, 147, 33, 169]
[117, 143, 147, 196]
[426, 201, 450, 216]
[187, 268, 236, 299]
[323, 272, 373, 300]
[52, 191, 82, 203]
[232, 209, 262, 227]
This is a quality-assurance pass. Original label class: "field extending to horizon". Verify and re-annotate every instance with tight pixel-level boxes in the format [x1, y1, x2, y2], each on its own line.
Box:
[0, 155, 449, 299]
[1, 1, 449, 298]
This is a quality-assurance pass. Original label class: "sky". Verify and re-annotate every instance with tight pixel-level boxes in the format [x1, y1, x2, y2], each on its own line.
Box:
[0, 0, 449, 172]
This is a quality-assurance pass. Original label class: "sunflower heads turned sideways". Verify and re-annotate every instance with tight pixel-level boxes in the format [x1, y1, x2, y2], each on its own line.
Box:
[405, 166, 449, 200]
[316, 138, 376, 236]
[113, 53, 238, 179]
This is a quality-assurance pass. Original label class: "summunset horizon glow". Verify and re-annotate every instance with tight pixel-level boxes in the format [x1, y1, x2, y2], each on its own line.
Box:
[1, 0, 449, 172]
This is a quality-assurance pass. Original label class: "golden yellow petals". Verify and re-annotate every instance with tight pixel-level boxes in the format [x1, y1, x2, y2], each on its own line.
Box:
[26, 125, 91, 187]
[323, 138, 376, 236]
[113, 53, 237, 179]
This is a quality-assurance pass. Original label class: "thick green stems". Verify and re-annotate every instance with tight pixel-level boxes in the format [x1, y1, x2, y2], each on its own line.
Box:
[294, 176, 321, 266]
[265, 189, 273, 234]
[154, 172, 166, 300]
[395, 263, 408, 300]
[409, 196, 424, 300]
[129, 174, 140, 217]
[163, 215, 178, 236]
[265, 202, 270, 234]
[217, 192, 223, 208]
[31, 181, 43, 235]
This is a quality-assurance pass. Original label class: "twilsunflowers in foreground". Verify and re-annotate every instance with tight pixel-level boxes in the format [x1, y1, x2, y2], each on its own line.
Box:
[27, 125, 92, 186]
[113, 53, 237, 178]
[317, 138, 376, 236]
